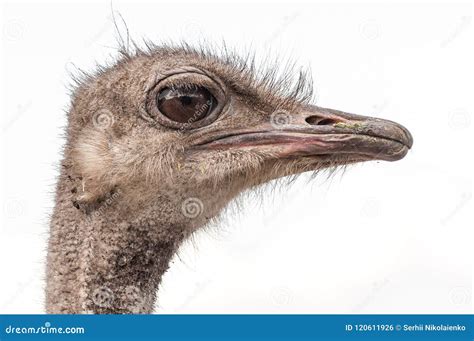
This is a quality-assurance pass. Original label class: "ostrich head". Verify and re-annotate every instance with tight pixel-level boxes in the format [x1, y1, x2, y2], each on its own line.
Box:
[70, 45, 412, 232]
[47, 44, 412, 313]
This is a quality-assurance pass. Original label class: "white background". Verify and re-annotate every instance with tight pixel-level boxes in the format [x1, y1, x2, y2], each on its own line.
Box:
[1, 0, 472, 314]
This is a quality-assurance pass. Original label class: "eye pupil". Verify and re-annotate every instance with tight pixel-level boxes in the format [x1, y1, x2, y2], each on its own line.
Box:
[157, 86, 216, 124]
[180, 96, 192, 106]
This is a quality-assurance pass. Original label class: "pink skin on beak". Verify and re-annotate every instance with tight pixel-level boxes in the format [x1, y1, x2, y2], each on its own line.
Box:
[193, 105, 413, 162]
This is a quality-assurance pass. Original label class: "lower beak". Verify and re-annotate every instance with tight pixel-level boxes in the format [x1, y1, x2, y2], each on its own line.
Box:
[194, 105, 413, 162]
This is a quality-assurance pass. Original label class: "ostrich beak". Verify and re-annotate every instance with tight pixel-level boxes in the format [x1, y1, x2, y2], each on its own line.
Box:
[194, 105, 413, 162]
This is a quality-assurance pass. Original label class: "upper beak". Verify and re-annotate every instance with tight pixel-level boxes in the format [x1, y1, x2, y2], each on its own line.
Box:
[193, 105, 413, 162]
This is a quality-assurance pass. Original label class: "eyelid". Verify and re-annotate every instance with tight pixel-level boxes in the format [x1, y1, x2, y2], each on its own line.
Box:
[164, 85, 205, 98]
[159, 74, 223, 98]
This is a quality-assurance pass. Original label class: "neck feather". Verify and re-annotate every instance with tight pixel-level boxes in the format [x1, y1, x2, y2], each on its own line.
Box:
[46, 169, 185, 314]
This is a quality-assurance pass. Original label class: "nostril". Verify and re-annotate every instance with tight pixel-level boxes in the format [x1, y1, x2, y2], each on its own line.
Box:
[317, 118, 339, 125]
[305, 116, 338, 126]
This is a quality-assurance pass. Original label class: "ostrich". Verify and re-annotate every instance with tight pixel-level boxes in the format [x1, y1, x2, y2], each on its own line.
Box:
[45, 43, 413, 314]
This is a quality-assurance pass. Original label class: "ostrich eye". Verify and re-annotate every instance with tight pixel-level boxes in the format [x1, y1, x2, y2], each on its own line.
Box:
[157, 86, 216, 124]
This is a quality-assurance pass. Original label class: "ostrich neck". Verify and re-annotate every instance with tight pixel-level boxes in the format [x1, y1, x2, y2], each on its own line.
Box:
[45, 168, 185, 314]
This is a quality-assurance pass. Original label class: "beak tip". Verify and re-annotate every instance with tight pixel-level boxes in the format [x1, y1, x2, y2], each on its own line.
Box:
[400, 124, 414, 149]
